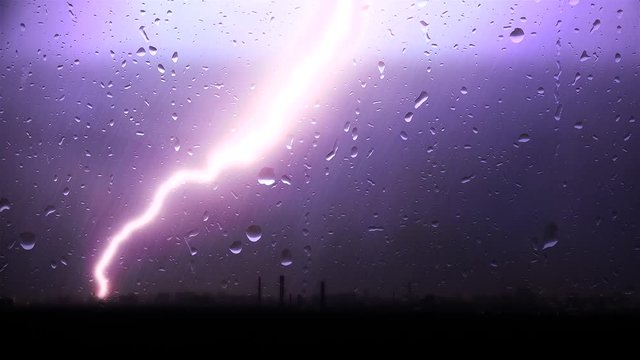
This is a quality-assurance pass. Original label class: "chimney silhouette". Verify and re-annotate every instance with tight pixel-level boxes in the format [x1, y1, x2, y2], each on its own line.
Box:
[279, 275, 285, 306]
[257, 276, 262, 304]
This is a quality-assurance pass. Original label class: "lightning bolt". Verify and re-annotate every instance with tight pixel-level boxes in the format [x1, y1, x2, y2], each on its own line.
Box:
[93, 1, 356, 299]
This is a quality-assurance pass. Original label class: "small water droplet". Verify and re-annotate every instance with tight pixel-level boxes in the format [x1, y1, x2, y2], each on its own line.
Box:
[281, 175, 292, 185]
[136, 47, 146, 56]
[257, 167, 276, 186]
[460, 86, 468, 95]
[377, 61, 385, 79]
[157, 64, 165, 74]
[148, 46, 157, 55]
[400, 131, 408, 140]
[579, 50, 590, 62]
[246, 225, 262, 242]
[615, 53, 622, 63]
[172, 51, 178, 63]
[517, 133, 530, 143]
[350, 146, 358, 158]
[510, 28, 525, 43]
[404, 112, 414, 123]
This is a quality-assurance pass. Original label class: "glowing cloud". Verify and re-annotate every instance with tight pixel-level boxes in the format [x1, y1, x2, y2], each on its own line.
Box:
[93, 1, 356, 299]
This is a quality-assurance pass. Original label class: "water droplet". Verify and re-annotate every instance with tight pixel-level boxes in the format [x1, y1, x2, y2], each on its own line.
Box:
[139, 26, 149, 42]
[414, 91, 429, 109]
[44, 205, 56, 217]
[229, 241, 242, 254]
[257, 167, 276, 186]
[172, 51, 178, 63]
[148, 46, 157, 56]
[157, 64, 165, 74]
[280, 249, 292, 266]
[579, 50, 590, 62]
[615, 53, 622, 63]
[542, 239, 558, 250]
[574, 121, 584, 130]
[281, 175, 292, 185]
[517, 134, 530, 143]
[590, 19, 601, 33]
[377, 60, 385, 79]
[19, 232, 36, 250]
[0, 198, 10, 212]
[400, 131, 408, 140]
[20, 23, 26, 31]
[510, 28, 525, 43]
[537, 87, 545, 95]
[136, 47, 146, 57]
[246, 225, 262, 242]
[62, 187, 70, 196]
[404, 112, 414, 123]
[171, 113, 178, 121]
[350, 146, 358, 158]
[460, 86, 468, 95]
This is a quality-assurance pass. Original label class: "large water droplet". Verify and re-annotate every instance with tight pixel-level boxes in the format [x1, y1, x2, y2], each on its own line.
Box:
[517, 133, 531, 143]
[510, 28, 525, 43]
[44, 205, 57, 217]
[542, 239, 558, 250]
[414, 91, 429, 109]
[257, 167, 276, 186]
[136, 47, 146, 57]
[19, 232, 36, 250]
[229, 241, 242, 254]
[246, 225, 262, 242]
[280, 249, 292, 266]
[157, 64, 165, 74]
[0, 198, 10, 213]
[171, 51, 178, 63]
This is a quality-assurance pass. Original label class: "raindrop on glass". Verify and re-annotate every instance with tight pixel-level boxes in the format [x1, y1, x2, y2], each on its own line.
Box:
[229, 241, 242, 254]
[246, 225, 262, 242]
[0, 198, 10, 213]
[257, 167, 276, 186]
[19, 232, 36, 250]
[404, 112, 414, 123]
[414, 91, 429, 109]
[280, 249, 293, 266]
[510, 28, 525, 43]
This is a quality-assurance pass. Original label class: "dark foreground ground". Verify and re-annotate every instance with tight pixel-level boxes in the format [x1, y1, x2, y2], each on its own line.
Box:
[2, 302, 640, 352]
